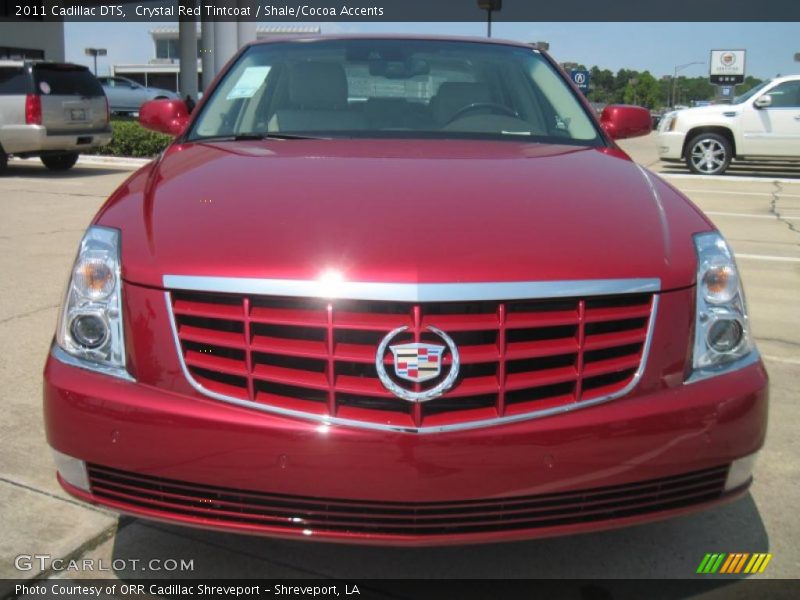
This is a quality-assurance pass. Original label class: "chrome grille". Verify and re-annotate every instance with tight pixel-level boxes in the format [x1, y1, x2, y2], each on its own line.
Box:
[167, 288, 657, 431]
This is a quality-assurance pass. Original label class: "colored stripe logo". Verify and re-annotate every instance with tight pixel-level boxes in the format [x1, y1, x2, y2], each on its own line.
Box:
[696, 553, 772, 574]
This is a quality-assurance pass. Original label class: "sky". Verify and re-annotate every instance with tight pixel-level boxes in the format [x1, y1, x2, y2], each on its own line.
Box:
[64, 21, 799, 80]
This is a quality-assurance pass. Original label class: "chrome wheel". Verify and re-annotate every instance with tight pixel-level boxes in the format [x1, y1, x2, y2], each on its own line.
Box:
[690, 138, 727, 174]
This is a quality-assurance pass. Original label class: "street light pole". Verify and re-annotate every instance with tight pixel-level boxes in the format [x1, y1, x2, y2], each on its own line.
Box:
[671, 61, 704, 107]
[84, 48, 107, 76]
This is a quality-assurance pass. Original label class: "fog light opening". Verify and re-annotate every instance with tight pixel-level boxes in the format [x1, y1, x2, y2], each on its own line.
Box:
[69, 313, 109, 349]
[725, 453, 758, 492]
[706, 317, 744, 354]
[51, 449, 90, 492]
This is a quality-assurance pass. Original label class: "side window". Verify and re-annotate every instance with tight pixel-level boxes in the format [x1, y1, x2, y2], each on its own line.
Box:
[0, 67, 31, 95]
[766, 81, 800, 108]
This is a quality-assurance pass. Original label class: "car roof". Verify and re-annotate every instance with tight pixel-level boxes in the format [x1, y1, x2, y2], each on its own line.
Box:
[771, 74, 800, 83]
[247, 33, 538, 51]
[0, 60, 90, 70]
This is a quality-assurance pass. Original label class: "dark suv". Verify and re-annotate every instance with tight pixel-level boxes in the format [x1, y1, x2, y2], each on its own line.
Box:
[0, 60, 111, 172]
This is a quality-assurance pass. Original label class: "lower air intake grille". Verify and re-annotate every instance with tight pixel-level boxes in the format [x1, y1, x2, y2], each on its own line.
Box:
[88, 464, 727, 537]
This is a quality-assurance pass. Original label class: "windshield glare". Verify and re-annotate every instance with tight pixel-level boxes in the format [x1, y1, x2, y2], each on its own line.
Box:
[732, 80, 771, 105]
[189, 39, 602, 146]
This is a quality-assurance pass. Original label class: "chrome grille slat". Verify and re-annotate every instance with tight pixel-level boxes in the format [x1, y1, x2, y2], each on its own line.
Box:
[166, 288, 657, 433]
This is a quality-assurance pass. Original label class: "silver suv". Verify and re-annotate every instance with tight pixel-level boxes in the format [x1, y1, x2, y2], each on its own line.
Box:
[0, 61, 112, 172]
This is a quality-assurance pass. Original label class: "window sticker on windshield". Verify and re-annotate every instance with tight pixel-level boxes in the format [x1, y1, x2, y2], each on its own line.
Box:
[39, 81, 51, 95]
[226, 66, 271, 100]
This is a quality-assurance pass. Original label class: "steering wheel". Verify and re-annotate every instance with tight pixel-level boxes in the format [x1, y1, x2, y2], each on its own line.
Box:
[446, 102, 520, 125]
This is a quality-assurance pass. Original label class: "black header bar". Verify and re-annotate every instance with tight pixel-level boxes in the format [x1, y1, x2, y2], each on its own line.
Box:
[2, 0, 799, 22]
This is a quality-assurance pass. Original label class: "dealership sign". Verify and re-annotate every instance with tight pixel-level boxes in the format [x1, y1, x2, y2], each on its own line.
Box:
[710, 50, 746, 85]
[570, 69, 590, 93]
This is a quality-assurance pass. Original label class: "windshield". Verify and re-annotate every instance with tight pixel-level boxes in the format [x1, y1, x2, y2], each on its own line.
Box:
[188, 39, 602, 146]
[732, 80, 771, 105]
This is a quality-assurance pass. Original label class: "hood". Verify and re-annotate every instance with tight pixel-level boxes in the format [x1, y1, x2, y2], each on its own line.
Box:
[96, 139, 711, 292]
[675, 104, 738, 118]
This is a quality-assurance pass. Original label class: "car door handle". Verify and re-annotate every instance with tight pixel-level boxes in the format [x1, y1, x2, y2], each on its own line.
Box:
[795, 115, 800, 121]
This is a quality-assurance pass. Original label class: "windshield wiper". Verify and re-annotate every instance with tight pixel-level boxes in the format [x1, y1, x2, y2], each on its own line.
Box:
[192, 132, 328, 142]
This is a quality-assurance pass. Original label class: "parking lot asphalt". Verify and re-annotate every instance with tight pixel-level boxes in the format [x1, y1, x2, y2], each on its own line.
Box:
[0, 134, 798, 587]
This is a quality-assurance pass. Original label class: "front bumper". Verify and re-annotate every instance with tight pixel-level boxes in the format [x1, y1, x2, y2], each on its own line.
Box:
[1, 124, 112, 155]
[44, 345, 768, 545]
[657, 132, 686, 161]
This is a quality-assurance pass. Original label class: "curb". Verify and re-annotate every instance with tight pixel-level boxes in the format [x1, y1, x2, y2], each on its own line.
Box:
[9, 155, 152, 169]
[77, 155, 152, 168]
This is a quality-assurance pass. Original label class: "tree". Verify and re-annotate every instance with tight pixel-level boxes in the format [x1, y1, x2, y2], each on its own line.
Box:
[623, 71, 662, 108]
[577, 62, 764, 109]
[614, 69, 637, 103]
[588, 66, 615, 104]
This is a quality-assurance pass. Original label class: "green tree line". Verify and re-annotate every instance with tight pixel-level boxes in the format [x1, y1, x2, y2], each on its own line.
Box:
[568, 65, 764, 110]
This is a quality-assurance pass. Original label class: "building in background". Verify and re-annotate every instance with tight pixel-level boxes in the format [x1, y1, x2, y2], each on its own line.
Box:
[0, 19, 65, 61]
[112, 26, 320, 92]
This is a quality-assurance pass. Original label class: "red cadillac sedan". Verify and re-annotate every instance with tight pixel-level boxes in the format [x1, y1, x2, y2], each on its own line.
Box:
[44, 36, 768, 546]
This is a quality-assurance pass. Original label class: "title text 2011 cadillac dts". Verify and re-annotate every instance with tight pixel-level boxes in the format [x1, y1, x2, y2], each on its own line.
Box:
[43, 37, 768, 545]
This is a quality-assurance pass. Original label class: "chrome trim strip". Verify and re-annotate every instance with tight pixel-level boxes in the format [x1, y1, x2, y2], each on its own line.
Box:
[163, 275, 661, 302]
[165, 292, 660, 434]
[684, 349, 762, 384]
[51, 344, 135, 382]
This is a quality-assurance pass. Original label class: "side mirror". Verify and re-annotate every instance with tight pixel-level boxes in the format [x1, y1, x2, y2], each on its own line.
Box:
[754, 94, 772, 109]
[600, 104, 653, 140]
[139, 99, 189, 136]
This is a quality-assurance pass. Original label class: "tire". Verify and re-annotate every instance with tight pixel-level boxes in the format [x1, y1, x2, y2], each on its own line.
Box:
[0, 151, 7, 174]
[685, 133, 732, 175]
[40, 152, 79, 171]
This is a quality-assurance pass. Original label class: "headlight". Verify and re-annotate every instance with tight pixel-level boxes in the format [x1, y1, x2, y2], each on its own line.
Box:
[55, 226, 129, 378]
[691, 232, 754, 373]
[660, 112, 677, 132]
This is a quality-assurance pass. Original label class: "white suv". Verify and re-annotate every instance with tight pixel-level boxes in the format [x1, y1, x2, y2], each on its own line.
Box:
[657, 74, 800, 175]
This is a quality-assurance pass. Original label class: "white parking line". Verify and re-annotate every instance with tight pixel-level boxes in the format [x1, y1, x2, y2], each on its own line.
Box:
[735, 253, 800, 263]
[659, 173, 800, 185]
[3, 178, 82, 187]
[762, 355, 800, 366]
[679, 189, 800, 199]
[706, 211, 800, 221]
